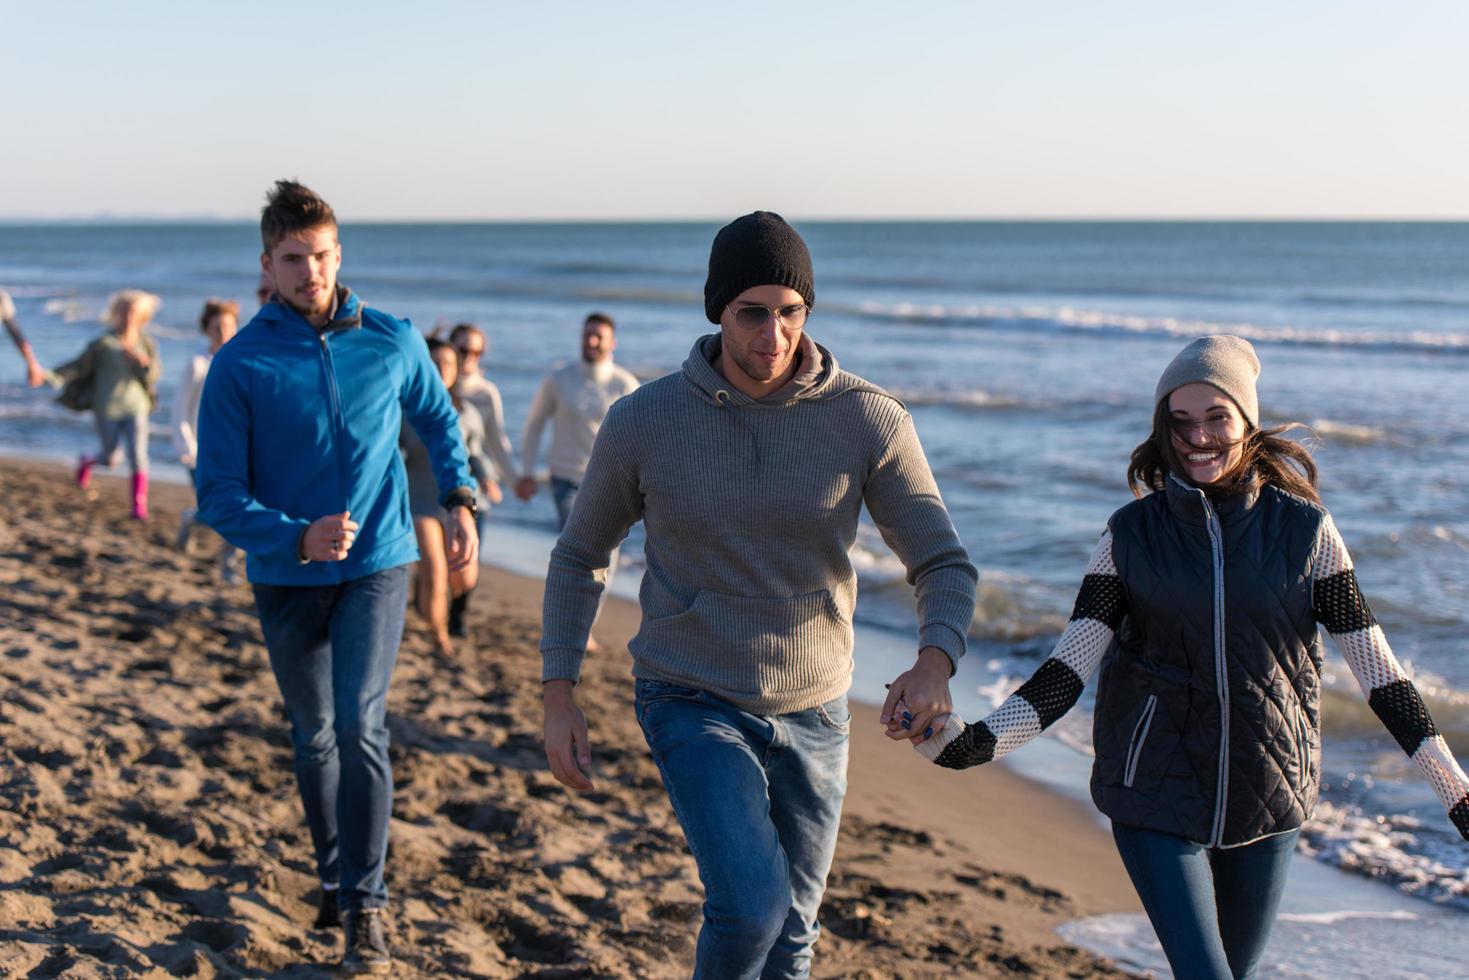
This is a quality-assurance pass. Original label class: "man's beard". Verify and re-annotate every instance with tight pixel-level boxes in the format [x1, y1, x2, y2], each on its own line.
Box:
[282, 284, 333, 319]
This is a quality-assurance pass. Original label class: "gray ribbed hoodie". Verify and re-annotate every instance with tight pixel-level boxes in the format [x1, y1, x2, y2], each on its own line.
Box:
[541, 334, 978, 715]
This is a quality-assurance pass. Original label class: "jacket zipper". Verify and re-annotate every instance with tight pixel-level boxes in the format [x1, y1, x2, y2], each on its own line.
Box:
[1199, 491, 1231, 847]
[319, 332, 351, 575]
[1123, 693, 1158, 788]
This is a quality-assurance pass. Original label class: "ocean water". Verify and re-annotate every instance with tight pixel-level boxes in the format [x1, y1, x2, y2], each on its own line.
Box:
[3, 221, 1468, 973]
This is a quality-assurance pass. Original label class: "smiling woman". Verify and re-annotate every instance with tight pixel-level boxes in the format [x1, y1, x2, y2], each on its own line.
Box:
[916, 334, 1469, 980]
[1127, 337, 1319, 504]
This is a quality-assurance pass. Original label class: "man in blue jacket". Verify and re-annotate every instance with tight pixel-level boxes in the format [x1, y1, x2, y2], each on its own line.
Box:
[197, 180, 477, 975]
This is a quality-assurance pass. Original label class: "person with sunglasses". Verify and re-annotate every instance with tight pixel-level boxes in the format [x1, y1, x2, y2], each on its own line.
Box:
[447, 322, 515, 637]
[912, 336, 1469, 980]
[539, 211, 977, 977]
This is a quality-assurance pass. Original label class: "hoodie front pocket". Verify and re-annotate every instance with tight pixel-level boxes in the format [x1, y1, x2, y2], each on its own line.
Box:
[639, 588, 849, 697]
[1123, 694, 1159, 788]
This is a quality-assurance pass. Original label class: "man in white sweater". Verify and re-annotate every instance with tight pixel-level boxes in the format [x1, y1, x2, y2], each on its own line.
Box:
[514, 312, 639, 529]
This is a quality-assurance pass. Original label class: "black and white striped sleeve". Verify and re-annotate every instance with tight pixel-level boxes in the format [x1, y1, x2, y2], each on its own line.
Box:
[919, 530, 1124, 770]
[1314, 514, 1469, 840]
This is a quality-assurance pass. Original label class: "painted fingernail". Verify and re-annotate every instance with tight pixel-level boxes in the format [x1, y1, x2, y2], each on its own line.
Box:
[901, 719, 911, 730]
[924, 727, 933, 738]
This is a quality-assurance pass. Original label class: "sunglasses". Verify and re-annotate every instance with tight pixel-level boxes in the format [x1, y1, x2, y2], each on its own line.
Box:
[456, 344, 485, 357]
[728, 303, 809, 331]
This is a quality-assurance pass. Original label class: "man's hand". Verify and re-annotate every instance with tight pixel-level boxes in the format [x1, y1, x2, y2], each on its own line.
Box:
[445, 504, 478, 573]
[543, 679, 595, 792]
[301, 512, 359, 562]
[881, 646, 954, 745]
[515, 475, 538, 502]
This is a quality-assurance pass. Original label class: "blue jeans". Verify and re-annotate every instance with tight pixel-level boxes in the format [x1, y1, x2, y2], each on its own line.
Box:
[1111, 822, 1299, 980]
[93, 412, 148, 474]
[635, 680, 850, 980]
[252, 564, 411, 911]
[550, 475, 580, 531]
[551, 474, 618, 604]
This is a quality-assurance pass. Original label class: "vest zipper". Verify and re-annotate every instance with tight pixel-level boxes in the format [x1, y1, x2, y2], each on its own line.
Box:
[1200, 492, 1230, 847]
[1123, 693, 1158, 788]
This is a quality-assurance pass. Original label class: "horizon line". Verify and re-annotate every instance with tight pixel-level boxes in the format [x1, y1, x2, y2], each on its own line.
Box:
[3, 214, 1469, 226]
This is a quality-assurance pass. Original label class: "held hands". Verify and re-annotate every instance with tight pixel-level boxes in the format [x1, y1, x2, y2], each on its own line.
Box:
[514, 475, 538, 502]
[543, 679, 595, 792]
[301, 512, 359, 562]
[445, 504, 479, 573]
[881, 646, 954, 745]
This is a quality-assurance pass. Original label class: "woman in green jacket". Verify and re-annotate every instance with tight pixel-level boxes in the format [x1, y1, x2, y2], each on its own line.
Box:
[53, 289, 162, 519]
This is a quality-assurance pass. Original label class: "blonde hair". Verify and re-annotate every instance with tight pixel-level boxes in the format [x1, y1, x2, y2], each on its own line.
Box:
[104, 289, 161, 329]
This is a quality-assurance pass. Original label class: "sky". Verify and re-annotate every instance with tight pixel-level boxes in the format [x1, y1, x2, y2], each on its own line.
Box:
[3, 1, 1467, 220]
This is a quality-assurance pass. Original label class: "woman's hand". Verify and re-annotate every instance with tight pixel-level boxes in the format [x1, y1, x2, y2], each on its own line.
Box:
[881, 646, 954, 745]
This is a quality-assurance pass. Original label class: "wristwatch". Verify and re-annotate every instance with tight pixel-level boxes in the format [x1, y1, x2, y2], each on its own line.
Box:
[442, 486, 477, 516]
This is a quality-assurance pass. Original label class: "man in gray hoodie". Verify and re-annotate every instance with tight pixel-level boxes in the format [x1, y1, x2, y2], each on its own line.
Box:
[539, 212, 977, 978]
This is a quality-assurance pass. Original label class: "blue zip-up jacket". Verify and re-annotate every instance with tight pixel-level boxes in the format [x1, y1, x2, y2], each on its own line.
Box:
[196, 287, 472, 586]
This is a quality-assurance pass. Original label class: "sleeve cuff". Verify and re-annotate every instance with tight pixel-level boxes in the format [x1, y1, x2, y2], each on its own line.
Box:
[541, 648, 585, 684]
[918, 622, 966, 674]
[915, 712, 967, 762]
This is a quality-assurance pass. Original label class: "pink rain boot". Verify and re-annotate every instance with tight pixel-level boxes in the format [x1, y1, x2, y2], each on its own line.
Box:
[76, 455, 95, 489]
[131, 472, 149, 520]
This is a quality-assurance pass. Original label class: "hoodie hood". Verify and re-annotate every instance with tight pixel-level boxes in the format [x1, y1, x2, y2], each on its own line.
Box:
[680, 333, 888, 408]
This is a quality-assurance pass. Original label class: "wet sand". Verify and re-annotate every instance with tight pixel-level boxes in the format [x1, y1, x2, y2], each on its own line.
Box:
[0, 456, 1137, 977]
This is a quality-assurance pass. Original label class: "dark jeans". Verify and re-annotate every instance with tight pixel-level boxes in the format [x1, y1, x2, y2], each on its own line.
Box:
[252, 564, 411, 911]
[1111, 822, 1299, 980]
[551, 474, 617, 607]
[635, 680, 850, 980]
[549, 475, 579, 531]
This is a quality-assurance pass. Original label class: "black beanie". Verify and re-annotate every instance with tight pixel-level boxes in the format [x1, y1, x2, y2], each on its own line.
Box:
[703, 211, 815, 324]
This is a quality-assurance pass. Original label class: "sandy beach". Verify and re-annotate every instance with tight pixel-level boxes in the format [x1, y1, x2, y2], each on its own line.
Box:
[0, 456, 1138, 978]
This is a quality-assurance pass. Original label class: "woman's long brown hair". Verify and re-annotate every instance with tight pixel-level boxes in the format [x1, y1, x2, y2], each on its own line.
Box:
[1127, 400, 1321, 504]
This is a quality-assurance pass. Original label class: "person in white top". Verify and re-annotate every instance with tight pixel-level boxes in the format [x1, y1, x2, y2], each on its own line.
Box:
[172, 298, 242, 581]
[515, 312, 639, 529]
[444, 322, 513, 638]
[1, 288, 46, 387]
[450, 323, 515, 500]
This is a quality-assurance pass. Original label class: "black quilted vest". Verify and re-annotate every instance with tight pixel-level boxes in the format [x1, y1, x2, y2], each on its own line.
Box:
[1091, 476, 1325, 847]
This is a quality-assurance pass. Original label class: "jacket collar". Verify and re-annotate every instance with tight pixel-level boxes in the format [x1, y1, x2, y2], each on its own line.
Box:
[259, 285, 362, 335]
[1165, 473, 1261, 527]
[681, 332, 863, 408]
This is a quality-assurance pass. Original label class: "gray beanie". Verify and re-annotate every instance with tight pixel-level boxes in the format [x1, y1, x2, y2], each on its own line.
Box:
[1154, 335, 1261, 427]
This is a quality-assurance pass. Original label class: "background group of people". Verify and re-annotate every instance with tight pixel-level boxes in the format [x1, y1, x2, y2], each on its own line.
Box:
[0, 277, 637, 651]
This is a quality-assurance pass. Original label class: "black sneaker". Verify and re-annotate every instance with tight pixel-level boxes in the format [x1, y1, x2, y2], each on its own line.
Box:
[448, 594, 468, 638]
[313, 887, 340, 930]
[340, 907, 392, 975]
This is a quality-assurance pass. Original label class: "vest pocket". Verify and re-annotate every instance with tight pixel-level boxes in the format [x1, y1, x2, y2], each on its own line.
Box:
[1294, 709, 1314, 782]
[1123, 694, 1159, 788]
